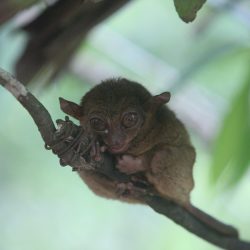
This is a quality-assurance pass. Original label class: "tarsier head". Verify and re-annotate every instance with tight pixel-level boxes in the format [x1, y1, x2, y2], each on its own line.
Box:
[60, 78, 170, 154]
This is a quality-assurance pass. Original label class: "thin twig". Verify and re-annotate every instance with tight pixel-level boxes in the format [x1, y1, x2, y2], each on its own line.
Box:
[0, 67, 250, 250]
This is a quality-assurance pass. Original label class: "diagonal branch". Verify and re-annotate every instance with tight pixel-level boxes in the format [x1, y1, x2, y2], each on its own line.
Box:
[0, 67, 250, 250]
[15, 0, 131, 84]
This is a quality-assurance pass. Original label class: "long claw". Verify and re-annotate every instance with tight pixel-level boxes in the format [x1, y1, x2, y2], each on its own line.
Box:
[94, 141, 102, 162]
[90, 140, 103, 162]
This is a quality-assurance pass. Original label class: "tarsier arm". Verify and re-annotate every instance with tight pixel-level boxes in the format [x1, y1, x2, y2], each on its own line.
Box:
[116, 154, 148, 174]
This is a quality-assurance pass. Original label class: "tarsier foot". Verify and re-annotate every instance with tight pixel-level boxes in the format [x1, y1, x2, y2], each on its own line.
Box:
[131, 175, 149, 185]
[116, 182, 148, 198]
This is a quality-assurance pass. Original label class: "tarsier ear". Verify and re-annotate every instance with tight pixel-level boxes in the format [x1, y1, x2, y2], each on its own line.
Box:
[59, 97, 83, 120]
[153, 92, 171, 105]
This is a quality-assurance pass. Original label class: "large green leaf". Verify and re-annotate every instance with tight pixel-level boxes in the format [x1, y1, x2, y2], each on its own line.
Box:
[174, 0, 207, 23]
[230, 133, 250, 185]
[211, 70, 250, 186]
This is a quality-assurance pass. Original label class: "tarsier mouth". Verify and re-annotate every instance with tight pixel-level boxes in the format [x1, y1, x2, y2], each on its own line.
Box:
[108, 143, 129, 154]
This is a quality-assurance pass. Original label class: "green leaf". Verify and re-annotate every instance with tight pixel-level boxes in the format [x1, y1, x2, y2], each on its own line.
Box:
[211, 70, 250, 186]
[229, 133, 250, 185]
[174, 0, 206, 23]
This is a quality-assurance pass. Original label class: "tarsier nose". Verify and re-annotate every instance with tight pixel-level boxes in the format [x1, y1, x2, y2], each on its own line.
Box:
[107, 129, 126, 147]
[110, 136, 124, 147]
[104, 126, 124, 145]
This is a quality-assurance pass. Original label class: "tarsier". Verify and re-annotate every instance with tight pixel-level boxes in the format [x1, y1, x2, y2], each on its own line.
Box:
[60, 78, 237, 237]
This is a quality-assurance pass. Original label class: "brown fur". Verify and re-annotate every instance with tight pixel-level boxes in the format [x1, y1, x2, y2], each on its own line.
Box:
[60, 78, 237, 237]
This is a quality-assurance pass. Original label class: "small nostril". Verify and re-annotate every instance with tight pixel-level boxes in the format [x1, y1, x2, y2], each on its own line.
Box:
[104, 129, 126, 147]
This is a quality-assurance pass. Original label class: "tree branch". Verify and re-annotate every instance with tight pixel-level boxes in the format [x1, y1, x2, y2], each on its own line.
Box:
[15, 0, 131, 84]
[1, 67, 250, 250]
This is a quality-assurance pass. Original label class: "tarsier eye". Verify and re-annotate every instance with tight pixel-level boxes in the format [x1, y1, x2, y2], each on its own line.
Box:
[90, 118, 106, 131]
[122, 112, 139, 128]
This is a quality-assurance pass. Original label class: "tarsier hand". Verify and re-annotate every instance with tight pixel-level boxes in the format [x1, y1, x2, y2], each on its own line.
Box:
[116, 154, 147, 175]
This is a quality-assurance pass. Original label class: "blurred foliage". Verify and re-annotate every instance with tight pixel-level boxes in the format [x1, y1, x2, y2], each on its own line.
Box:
[173, 43, 250, 187]
[211, 68, 250, 186]
[0, 0, 208, 84]
[11, 0, 132, 84]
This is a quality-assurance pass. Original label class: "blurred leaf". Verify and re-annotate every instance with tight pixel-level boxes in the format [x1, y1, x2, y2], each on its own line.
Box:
[211, 70, 250, 185]
[174, 0, 206, 23]
[231, 133, 250, 185]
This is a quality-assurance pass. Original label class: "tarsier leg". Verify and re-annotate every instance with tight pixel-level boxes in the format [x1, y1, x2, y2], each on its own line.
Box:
[78, 170, 145, 204]
[146, 145, 195, 204]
